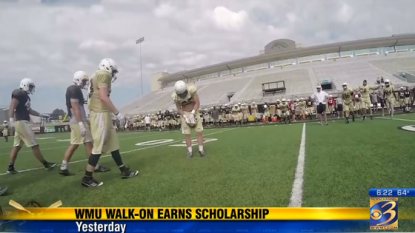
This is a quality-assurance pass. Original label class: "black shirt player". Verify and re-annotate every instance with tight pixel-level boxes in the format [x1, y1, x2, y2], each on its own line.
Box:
[157, 111, 164, 121]
[7, 78, 56, 174]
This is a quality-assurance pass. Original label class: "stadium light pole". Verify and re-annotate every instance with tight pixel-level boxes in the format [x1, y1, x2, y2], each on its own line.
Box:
[136, 37, 145, 96]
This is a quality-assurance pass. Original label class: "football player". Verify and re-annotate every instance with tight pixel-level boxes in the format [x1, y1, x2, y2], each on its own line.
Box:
[306, 97, 314, 120]
[398, 87, 405, 111]
[357, 80, 378, 120]
[232, 104, 242, 126]
[3, 120, 9, 142]
[404, 86, 412, 112]
[172, 80, 206, 158]
[82, 58, 138, 187]
[262, 104, 270, 122]
[327, 95, 335, 118]
[280, 99, 291, 124]
[241, 103, 249, 124]
[60, 71, 110, 176]
[251, 102, 258, 121]
[378, 84, 385, 116]
[7, 78, 57, 174]
[156, 110, 164, 131]
[383, 79, 396, 119]
[342, 83, 355, 124]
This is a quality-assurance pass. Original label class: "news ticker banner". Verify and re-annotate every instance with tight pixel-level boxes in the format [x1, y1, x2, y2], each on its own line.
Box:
[1, 207, 369, 220]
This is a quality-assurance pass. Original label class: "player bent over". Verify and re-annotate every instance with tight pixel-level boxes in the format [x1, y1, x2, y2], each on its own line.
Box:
[172, 80, 206, 159]
[82, 58, 138, 187]
[7, 78, 57, 174]
[60, 71, 110, 176]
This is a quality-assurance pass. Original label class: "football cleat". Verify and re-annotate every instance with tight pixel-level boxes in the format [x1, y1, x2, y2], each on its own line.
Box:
[199, 150, 207, 158]
[187, 152, 193, 159]
[59, 169, 74, 176]
[121, 167, 139, 179]
[81, 177, 103, 188]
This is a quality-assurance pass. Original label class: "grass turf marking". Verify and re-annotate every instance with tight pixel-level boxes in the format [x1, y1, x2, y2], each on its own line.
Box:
[0, 132, 164, 156]
[378, 116, 415, 122]
[0, 128, 235, 176]
[288, 123, 306, 207]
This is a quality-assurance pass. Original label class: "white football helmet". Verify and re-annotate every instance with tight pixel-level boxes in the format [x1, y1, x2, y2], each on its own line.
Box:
[342, 82, 348, 90]
[99, 58, 118, 83]
[174, 80, 188, 98]
[73, 71, 89, 89]
[264, 104, 268, 108]
[20, 78, 35, 94]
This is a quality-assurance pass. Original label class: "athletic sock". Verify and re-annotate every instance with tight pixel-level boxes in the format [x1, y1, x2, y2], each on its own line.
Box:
[84, 171, 93, 178]
[188, 147, 192, 153]
[61, 160, 68, 170]
[95, 164, 100, 170]
[199, 145, 203, 152]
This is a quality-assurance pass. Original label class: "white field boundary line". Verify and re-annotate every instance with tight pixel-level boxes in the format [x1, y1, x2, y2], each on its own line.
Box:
[0, 132, 166, 156]
[378, 117, 415, 122]
[1, 131, 162, 148]
[0, 128, 236, 176]
[288, 123, 306, 207]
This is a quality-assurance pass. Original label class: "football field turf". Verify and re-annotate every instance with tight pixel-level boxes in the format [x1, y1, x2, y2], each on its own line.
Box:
[1, 115, 415, 214]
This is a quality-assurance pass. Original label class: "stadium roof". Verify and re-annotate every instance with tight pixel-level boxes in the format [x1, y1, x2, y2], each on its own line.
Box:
[158, 34, 415, 82]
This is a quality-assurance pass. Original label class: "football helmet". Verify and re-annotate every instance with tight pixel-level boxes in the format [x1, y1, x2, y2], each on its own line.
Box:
[99, 58, 118, 83]
[20, 78, 35, 94]
[174, 80, 188, 98]
[73, 71, 89, 89]
[342, 83, 348, 90]
[282, 98, 286, 102]
[385, 79, 390, 87]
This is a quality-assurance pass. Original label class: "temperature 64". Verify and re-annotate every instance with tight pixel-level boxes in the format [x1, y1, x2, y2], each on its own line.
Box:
[369, 189, 415, 197]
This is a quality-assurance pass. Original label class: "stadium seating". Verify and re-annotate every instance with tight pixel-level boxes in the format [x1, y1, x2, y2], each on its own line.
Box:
[122, 52, 415, 115]
[231, 69, 313, 103]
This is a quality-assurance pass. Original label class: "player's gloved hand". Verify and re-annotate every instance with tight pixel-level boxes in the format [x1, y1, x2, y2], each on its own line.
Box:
[78, 122, 87, 137]
[9, 118, 15, 128]
[115, 112, 126, 126]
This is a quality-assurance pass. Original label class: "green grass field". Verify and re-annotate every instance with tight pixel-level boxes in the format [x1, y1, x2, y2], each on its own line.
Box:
[1, 115, 415, 215]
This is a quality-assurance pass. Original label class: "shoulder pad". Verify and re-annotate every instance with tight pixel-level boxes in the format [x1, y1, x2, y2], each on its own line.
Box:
[171, 92, 178, 101]
[187, 84, 197, 94]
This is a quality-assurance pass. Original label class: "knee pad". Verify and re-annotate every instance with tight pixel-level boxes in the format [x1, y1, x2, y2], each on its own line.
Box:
[88, 154, 101, 167]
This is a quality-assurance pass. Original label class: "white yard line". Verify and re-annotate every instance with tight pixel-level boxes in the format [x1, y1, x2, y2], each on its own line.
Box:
[378, 117, 415, 122]
[0, 128, 235, 176]
[0, 132, 163, 156]
[288, 123, 306, 207]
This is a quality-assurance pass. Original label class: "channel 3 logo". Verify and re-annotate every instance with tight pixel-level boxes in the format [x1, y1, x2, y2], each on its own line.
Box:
[370, 197, 398, 230]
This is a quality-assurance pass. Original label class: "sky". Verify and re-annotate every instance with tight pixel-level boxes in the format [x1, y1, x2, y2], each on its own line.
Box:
[0, 0, 414, 113]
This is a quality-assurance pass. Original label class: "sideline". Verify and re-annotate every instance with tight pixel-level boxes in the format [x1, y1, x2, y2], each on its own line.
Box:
[288, 123, 306, 207]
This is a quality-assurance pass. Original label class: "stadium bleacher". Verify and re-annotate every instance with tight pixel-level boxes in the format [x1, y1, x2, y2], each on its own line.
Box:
[122, 41, 415, 115]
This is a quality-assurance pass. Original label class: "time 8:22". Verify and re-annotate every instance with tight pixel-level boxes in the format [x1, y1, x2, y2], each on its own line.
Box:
[377, 190, 393, 196]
